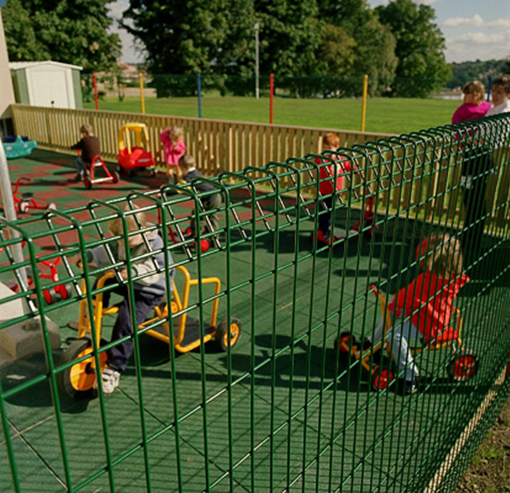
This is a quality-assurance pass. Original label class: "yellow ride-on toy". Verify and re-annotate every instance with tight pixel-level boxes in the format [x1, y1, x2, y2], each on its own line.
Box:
[58, 266, 242, 398]
[336, 285, 479, 392]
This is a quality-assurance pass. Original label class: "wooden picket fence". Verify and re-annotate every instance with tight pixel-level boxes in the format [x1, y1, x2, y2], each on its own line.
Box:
[10, 104, 510, 229]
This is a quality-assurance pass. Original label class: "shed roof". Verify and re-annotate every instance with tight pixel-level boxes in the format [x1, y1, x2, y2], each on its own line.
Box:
[9, 61, 83, 71]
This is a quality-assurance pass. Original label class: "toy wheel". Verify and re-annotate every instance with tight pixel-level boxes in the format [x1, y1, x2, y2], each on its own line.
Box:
[447, 349, 479, 382]
[335, 331, 357, 360]
[371, 364, 395, 392]
[59, 283, 73, 300]
[83, 177, 92, 189]
[43, 287, 59, 304]
[46, 202, 57, 211]
[57, 338, 107, 399]
[200, 239, 210, 253]
[18, 201, 29, 214]
[112, 171, 120, 184]
[215, 317, 242, 351]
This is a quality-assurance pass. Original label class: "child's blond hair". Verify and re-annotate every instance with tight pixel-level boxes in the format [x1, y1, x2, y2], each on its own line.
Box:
[463, 81, 485, 103]
[169, 125, 184, 141]
[178, 154, 195, 170]
[416, 233, 463, 279]
[109, 204, 146, 236]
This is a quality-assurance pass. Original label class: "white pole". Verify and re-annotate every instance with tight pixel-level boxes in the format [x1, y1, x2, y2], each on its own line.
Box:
[255, 22, 260, 100]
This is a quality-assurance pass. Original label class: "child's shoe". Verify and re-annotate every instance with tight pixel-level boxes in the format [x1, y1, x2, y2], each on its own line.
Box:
[101, 366, 121, 395]
[316, 230, 330, 245]
[401, 378, 418, 395]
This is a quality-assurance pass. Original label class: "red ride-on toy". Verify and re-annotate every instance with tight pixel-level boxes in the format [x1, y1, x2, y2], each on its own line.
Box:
[5, 253, 72, 305]
[83, 155, 119, 189]
[117, 123, 157, 177]
[12, 178, 56, 214]
[335, 285, 479, 392]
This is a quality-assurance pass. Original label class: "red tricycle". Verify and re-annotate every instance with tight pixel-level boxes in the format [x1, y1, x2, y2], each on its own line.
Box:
[11, 178, 56, 214]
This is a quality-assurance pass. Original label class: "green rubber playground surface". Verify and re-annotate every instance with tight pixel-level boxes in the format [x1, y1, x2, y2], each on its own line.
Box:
[1, 148, 509, 492]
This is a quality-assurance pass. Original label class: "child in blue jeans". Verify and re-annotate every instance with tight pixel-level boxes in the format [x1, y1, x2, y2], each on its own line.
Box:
[74, 205, 173, 394]
[368, 234, 468, 394]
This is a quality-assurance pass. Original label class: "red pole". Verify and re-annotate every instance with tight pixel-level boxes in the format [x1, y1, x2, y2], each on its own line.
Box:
[269, 73, 274, 124]
[92, 72, 99, 110]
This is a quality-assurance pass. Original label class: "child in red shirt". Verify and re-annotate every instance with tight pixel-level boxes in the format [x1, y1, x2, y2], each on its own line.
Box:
[369, 233, 469, 394]
[315, 133, 354, 244]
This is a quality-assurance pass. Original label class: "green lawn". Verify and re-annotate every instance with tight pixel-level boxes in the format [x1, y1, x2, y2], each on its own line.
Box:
[85, 96, 461, 135]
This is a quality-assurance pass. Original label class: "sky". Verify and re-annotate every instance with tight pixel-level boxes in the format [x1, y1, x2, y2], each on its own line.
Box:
[107, 0, 510, 65]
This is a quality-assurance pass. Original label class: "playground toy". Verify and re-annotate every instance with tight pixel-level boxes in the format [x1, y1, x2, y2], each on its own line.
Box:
[4, 253, 72, 306]
[58, 265, 242, 398]
[2, 135, 37, 159]
[117, 123, 156, 176]
[336, 285, 479, 392]
[11, 178, 56, 214]
[83, 155, 119, 189]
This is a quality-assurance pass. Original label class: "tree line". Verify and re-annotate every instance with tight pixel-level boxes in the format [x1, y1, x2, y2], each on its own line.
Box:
[2, 0, 507, 99]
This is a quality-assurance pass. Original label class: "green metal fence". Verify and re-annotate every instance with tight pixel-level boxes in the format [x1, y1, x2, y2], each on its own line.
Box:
[1, 114, 510, 492]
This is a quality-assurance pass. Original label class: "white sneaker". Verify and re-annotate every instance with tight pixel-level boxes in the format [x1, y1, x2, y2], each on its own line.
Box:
[101, 367, 121, 394]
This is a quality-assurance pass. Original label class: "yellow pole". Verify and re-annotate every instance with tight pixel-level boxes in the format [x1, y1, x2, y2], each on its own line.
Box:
[361, 74, 368, 132]
[139, 72, 145, 114]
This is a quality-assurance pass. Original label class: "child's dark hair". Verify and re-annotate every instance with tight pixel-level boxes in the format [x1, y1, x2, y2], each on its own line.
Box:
[178, 154, 195, 170]
[416, 233, 463, 278]
[80, 123, 94, 136]
[492, 74, 510, 95]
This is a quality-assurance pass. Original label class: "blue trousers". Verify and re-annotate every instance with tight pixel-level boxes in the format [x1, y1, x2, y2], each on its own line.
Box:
[100, 281, 163, 372]
[373, 316, 422, 382]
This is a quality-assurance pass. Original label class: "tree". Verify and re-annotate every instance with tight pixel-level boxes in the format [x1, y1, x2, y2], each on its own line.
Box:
[122, 0, 256, 74]
[2, 0, 121, 72]
[317, 0, 398, 96]
[375, 0, 450, 97]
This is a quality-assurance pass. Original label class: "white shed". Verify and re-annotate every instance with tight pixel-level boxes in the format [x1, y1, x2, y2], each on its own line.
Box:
[9, 61, 83, 109]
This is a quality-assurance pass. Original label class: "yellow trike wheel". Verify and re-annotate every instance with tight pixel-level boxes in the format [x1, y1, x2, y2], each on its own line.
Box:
[215, 317, 242, 352]
[57, 338, 107, 399]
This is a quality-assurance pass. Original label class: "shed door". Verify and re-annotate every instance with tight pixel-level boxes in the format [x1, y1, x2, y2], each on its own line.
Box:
[26, 66, 76, 109]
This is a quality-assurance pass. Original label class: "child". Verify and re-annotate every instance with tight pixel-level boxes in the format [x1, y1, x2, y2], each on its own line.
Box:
[70, 123, 101, 181]
[369, 233, 469, 395]
[74, 205, 173, 394]
[314, 133, 354, 244]
[486, 75, 510, 116]
[451, 81, 491, 124]
[178, 154, 221, 237]
[159, 125, 187, 182]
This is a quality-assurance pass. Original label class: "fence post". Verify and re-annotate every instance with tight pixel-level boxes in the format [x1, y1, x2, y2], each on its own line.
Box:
[269, 73, 274, 124]
[92, 72, 99, 111]
[361, 74, 368, 132]
[197, 73, 202, 119]
[487, 75, 493, 102]
[139, 72, 146, 114]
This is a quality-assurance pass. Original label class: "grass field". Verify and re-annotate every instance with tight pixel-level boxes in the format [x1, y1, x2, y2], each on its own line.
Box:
[84, 96, 462, 135]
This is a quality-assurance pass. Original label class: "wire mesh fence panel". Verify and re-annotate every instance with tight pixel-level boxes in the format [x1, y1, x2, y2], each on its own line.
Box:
[1, 114, 510, 492]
